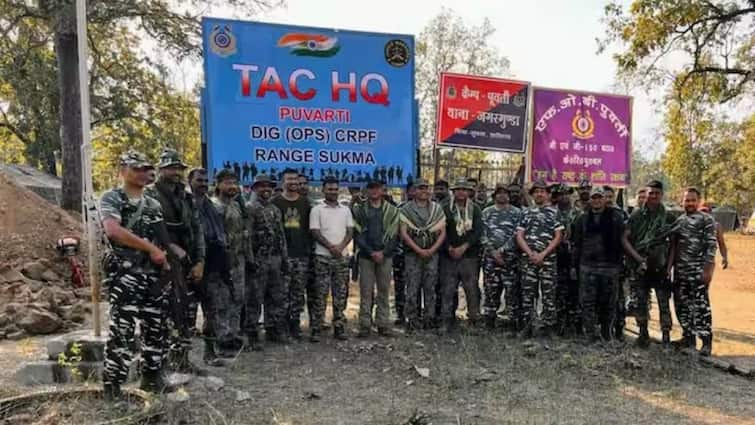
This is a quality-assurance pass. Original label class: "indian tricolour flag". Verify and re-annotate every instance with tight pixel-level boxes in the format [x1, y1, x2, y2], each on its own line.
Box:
[277, 33, 340, 57]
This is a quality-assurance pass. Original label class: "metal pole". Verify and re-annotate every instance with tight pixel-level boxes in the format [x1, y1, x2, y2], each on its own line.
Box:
[76, 0, 100, 336]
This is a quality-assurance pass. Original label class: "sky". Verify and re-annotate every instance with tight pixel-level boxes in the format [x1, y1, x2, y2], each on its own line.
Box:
[195, 0, 662, 155]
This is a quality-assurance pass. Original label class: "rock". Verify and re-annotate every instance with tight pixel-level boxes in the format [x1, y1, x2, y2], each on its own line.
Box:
[168, 373, 193, 387]
[15, 361, 56, 385]
[235, 390, 252, 402]
[40, 270, 59, 282]
[25, 279, 45, 293]
[32, 287, 55, 304]
[74, 288, 90, 299]
[21, 262, 48, 281]
[60, 301, 90, 323]
[198, 376, 225, 391]
[3, 302, 24, 315]
[0, 313, 10, 327]
[413, 365, 430, 378]
[18, 309, 63, 334]
[0, 266, 25, 283]
[6, 330, 27, 340]
[167, 389, 191, 403]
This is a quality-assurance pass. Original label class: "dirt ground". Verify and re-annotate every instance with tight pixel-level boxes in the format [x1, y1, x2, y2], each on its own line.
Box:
[0, 234, 753, 424]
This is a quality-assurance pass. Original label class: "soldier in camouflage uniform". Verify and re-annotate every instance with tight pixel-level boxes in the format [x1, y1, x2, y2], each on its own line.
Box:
[100, 151, 172, 399]
[623, 180, 677, 348]
[310, 176, 354, 341]
[515, 179, 564, 337]
[551, 183, 581, 336]
[273, 169, 313, 340]
[574, 179, 592, 211]
[669, 188, 717, 356]
[393, 182, 418, 325]
[399, 179, 447, 332]
[148, 148, 206, 374]
[481, 184, 522, 332]
[211, 169, 250, 351]
[246, 174, 289, 345]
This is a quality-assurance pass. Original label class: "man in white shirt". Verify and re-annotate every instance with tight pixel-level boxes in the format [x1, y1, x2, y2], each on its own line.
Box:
[309, 176, 354, 342]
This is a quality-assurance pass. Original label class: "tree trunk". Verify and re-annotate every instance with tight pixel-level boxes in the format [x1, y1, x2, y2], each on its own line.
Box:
[53, 2, 82, 211]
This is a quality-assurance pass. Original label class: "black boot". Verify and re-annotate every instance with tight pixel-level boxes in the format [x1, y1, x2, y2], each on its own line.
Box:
[334, 326, 348, 341]
[484, 315, 496, 331]
[636, 326, 650, 349]
[103, 382, 122, 402]
[662, 330, 671, 348]
[276, 323, 291, 344]
[244, 331, 263, 352]
[394, 310, 405, 326]
[203, 339, 225, 367]
[139, 370, 175, 394]
[700, 335, 713, 357]
[309, 329, 321, 343]
[289, 320, 302, 341]
[673, 332, 695, 350]
[176, 348, 209, 376]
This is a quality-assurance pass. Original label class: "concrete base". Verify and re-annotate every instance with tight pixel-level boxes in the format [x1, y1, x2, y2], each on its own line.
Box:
[15, 360, 103, 385]
[46, 329, 107, 362]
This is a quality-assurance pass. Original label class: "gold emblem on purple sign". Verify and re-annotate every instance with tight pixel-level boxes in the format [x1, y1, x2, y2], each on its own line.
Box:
[447, 85, 457, 99]
[571, 110, 595, 140]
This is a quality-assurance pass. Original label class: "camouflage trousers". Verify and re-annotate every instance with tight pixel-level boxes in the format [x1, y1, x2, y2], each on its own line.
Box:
[674, 269, 712, 337]
[579, 267, 619, 339]
[404, 252, 439, 326]
[392, 252, 406, 319]
[312, 255, 350, 331]
[631, 275, 672, 331]
[556, 267, 581, 331]
[164, 257, 191, 361]
[245, 255, 288, 334]
[521, 257, 557, 329]
[208, 264, 245, 343]
[615, 275, 629, 333]
[285, 257, 311, 325]
[103, 269, 165, 387]
[440, 257, 480, 321]
[482, 254, 519, 320]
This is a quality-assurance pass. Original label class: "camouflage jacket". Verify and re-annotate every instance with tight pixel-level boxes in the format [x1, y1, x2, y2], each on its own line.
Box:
[99, 188, 164, 272]
[517, 205, 565, 258]
[481, 204, 522, 256]
[212, 196, 251, 267]
[673, 211, 717, 272]
[247, 199, 287, 259]
[147, 181, 205, 265]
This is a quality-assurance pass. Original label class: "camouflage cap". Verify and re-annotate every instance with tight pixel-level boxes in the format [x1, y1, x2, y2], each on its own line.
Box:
[158, 148, 187, 169]
[451, 178, 474, 191]
[549, 183, 574, 195]
[578, 178, 592, 190]
[529, 178, 549, 194]
[215, 168, 238, 182]
[119, 150, 154, 169]
[252, 174, 274, 188]
[413, 178, 430, 188]
[590, 186, 605, 197]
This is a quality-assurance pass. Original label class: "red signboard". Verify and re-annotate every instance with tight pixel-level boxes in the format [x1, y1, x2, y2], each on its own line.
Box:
[436, 73, 530, 153]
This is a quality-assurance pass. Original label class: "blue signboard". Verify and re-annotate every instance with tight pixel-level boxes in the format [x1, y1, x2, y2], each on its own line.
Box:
[202, 18, 417, 186]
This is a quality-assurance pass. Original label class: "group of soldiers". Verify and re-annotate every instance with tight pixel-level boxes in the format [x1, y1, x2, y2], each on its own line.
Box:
[99, 148, 722, 401]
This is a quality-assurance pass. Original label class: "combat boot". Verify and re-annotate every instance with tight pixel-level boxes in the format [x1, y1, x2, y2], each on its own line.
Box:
[700, 335, 713, 357]
[484, 315, 496, 331]
[203, 339, 225, 367]
[636, 326, 650, 349]
[176, 348, 210, 376]
[244, 331, 263, 352]
[289, 319, 302, 341]
[274, 323, 291, 344]
[139, 370, 175, 394]
[394, 310, 405, 326]
[103, 383, 122, 402]
[673, 332, 695, 350]
[357, 327, 371, 338]
[662, 330, 671, 348]
[334, 326, 348, 341]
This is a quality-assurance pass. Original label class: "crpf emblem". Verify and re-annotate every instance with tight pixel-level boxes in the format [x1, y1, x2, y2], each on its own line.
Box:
[571, 110, 595, 140]
[210, 25, 237, 57]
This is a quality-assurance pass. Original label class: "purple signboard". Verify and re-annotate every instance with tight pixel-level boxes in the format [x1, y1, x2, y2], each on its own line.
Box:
[529, 88, 632, 187]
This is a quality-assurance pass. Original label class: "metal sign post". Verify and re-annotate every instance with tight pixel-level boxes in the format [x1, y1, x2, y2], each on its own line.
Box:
[75, 0, 101, 336]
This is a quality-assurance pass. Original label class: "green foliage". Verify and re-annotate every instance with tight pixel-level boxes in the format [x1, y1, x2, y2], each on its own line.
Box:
[600, 0, 754, 103]
[57, 341, 84, 383]
[702, 114, 755, 211]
